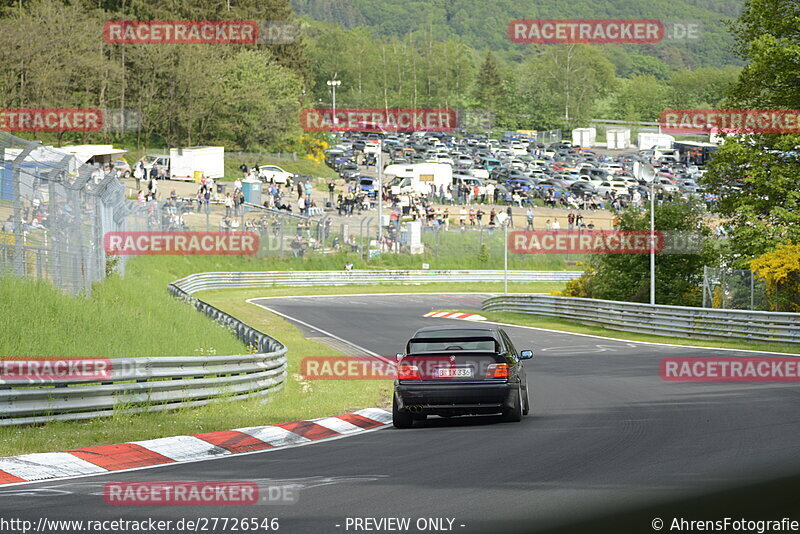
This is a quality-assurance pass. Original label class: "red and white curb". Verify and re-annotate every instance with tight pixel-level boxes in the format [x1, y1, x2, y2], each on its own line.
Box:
[423, 311, 486, 321]
[0, 408, 391, 485]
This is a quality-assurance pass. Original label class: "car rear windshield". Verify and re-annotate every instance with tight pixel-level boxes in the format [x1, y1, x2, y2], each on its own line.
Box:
[408, 331, 498, 353]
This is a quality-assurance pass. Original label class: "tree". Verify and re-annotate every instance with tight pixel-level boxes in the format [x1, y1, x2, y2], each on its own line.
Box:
[666, 67, 741, 109]
[565, 201, 713, 306]
[750, 242, 800, 312]
[212, 49, 304, 150]
[474, 51, 506, 115]
[701, 0, 800, 266]
[517, 45, 616, 129]
[610, 75, 669, 122]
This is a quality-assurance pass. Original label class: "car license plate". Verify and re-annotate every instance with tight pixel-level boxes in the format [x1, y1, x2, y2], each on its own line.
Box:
[437, 368, 472, 378]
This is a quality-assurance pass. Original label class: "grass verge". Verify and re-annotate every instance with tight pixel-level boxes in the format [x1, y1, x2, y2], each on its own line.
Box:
[0, 250, 565, 455]
[0, 294, 390, 456]
[449, 310, 800, 355]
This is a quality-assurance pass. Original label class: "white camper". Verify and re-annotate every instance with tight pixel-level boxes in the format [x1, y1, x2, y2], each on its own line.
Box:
[384, 162, 453, 196]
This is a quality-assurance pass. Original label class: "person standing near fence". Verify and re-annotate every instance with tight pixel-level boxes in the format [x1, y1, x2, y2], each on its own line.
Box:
[133, 162, 143, 191]
[225, 193, 233, 217]
[526, 207, 534, 230]
[148, 176, 158, 201]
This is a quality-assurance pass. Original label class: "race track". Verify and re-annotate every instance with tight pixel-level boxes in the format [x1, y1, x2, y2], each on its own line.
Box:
[3, 293, 800, 533]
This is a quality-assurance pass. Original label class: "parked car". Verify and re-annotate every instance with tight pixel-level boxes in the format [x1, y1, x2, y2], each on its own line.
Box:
[113, 159, 131, 178]
[258, 165, 293, 185]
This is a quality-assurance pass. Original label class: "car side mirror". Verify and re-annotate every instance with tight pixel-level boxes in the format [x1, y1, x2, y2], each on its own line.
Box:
[396, 353, 404, 361]
[520, 350, 533, 360]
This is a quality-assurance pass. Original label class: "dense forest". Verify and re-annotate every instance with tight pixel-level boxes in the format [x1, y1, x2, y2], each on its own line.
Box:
[0, 0, 745, 150]
[292, 0, 744, 68]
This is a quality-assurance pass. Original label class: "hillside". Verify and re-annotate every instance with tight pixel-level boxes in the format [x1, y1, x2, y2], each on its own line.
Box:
[291, 0, 744, 69]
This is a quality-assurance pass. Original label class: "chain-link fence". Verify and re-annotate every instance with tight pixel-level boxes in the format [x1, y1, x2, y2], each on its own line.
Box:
[0, 132, 132, 295]
[701, 266, 770, 311]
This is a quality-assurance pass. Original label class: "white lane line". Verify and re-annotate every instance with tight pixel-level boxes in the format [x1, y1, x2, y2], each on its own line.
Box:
[246, 299, 395, 365]
[479, 319, 800, 357]
[249, 294, 797, 356]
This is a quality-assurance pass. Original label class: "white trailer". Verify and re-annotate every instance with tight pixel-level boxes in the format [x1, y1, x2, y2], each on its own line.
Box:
[384, 162, 452, 196]
[571, 128, 596, 148]
[606, 128, 631, 150]
[169, 146, 225, 181]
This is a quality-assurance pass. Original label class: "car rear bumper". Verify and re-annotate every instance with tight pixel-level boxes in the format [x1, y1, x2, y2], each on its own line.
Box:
[394, 381, 519, 416]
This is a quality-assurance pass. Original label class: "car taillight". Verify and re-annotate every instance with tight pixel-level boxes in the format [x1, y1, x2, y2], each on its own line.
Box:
[398, 363, 421, 380]
[486, 363, 509, 378]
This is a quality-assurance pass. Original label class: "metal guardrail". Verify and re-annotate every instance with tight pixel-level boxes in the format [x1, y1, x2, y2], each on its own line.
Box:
[0, 270, 584, 426]
[0, 284, 288, 426]
[168, 270, 585, 294]
[482, 295, 800, 345]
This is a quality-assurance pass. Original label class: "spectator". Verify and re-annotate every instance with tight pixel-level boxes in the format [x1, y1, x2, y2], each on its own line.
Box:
[225, 193, 233, 217]
[147, 176, 158, 201]
[552, 219, 561, 233]
[133, 162, 143, 190]
[506, 206, 514, 228]
[526, 207, 534, 230]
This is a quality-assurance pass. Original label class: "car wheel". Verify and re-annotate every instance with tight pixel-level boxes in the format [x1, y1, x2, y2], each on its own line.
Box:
[124, 171, 131, 178]
[502, 383, 523, 422]
[392, 396, 413, 429]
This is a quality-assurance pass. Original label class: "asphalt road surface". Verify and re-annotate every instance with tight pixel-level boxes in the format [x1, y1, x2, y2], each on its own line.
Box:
[3, 293, 800, 534]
